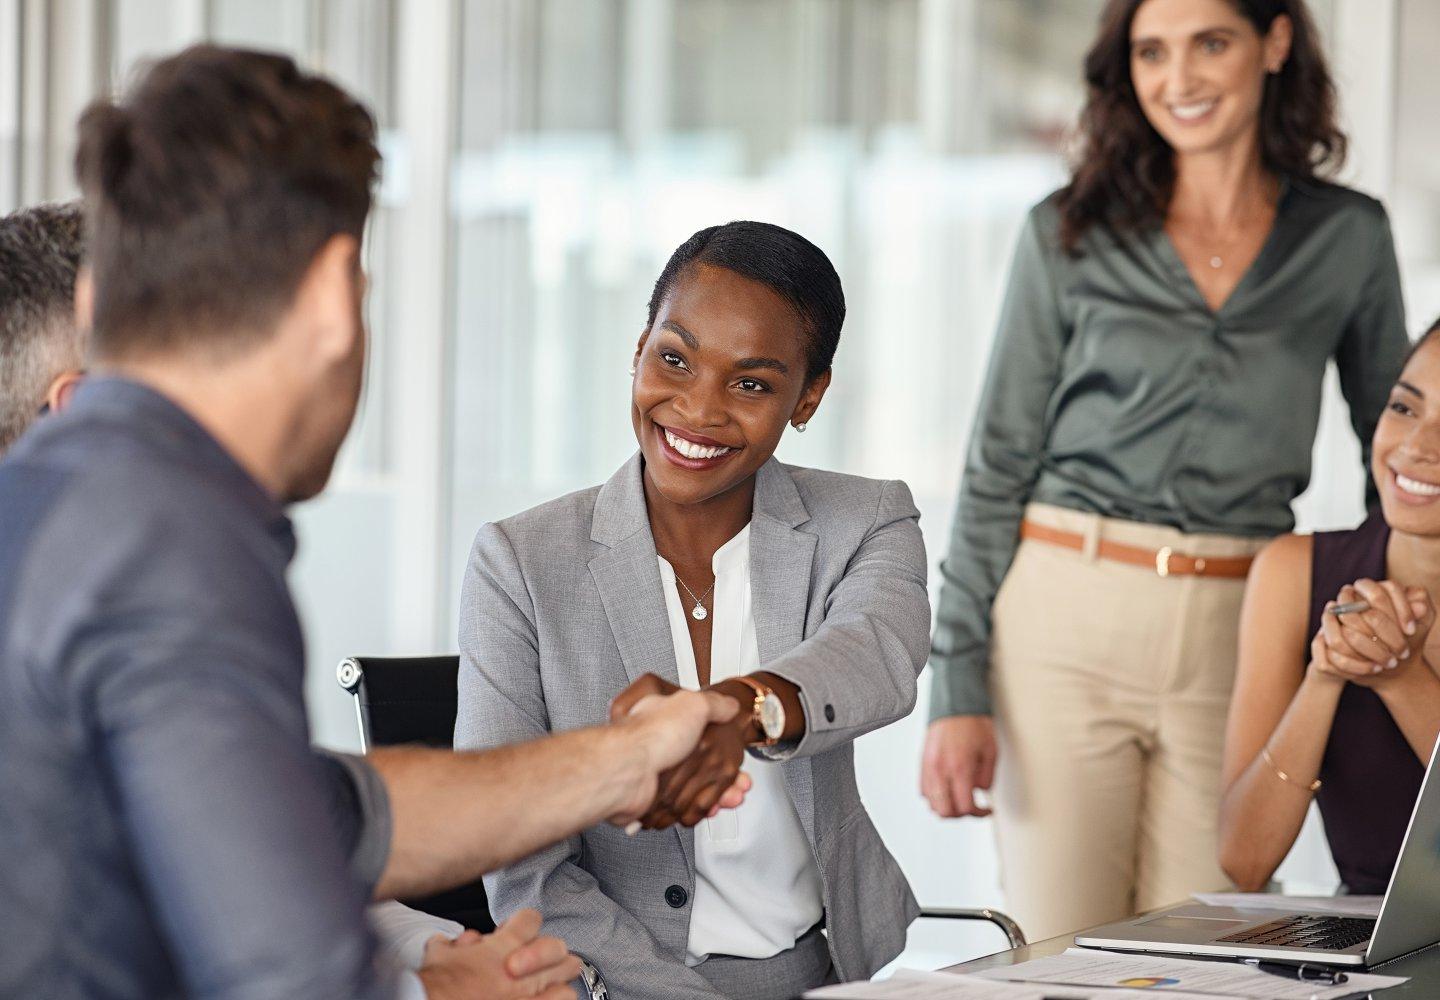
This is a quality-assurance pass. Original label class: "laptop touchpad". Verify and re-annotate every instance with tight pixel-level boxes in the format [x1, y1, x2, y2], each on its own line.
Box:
[1140, 916, 1248, 932]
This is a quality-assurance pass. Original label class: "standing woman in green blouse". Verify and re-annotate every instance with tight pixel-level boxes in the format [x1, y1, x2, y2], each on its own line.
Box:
[919, 0, 1408, 940]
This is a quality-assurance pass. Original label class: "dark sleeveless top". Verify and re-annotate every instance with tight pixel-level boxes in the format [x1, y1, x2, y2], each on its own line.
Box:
[1308, 512, 1426, 893]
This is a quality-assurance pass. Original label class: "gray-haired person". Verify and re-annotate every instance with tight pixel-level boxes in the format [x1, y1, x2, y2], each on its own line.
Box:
[0, 201, 86, 455]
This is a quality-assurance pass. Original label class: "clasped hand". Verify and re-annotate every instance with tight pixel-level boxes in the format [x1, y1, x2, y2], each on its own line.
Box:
[610, 673, 753, 829]
[1313, 578, 1437, 686]
[417, 909, 581, 1000]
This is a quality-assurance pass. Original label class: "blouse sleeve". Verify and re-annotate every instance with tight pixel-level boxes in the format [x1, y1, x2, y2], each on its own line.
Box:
[927, 202, 1070, 719]
[1335, 206, 1409, 509]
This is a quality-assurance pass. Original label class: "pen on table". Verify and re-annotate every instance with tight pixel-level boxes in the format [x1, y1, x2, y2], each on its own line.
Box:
[1241, 958, 1348, 985]
[1327, 600, 1370, 616]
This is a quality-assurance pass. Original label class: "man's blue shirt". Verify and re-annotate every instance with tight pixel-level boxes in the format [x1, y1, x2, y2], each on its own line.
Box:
[0, 377, 392, 999]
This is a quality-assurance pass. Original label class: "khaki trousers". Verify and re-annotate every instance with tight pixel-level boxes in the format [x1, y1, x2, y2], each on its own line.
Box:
[990, 503, 1268, 942]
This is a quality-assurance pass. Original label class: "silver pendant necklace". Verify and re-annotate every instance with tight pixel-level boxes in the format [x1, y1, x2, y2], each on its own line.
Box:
[673, 573, 716, 621]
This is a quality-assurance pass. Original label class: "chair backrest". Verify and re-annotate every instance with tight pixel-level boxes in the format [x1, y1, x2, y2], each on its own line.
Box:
[338, 655, 462, 751]
[337, 655, 495, 933]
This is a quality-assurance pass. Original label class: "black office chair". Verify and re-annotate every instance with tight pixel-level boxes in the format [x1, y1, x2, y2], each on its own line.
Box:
[337, 655, 495, 934]
[337, 655, 1025, 981]
[339, 655, 612, 998]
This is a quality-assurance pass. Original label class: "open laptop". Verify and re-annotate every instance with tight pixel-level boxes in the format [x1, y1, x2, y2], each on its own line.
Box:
[1075, 736, 1440, 967]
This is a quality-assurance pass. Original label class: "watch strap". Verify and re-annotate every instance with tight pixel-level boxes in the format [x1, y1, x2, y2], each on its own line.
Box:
[729, 675, 779, 747]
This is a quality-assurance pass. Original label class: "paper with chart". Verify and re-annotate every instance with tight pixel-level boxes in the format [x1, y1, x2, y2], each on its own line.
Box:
[1189, 893, 1382, 918]
[805, 968, 1228, 999]
[975, 948, 1406, 999]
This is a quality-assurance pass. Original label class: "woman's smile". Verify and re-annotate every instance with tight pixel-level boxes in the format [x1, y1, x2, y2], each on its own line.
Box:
[1388, 465, 1440, 506]
[1167, 95, 1220, 124]
[655, 422, 742, 470]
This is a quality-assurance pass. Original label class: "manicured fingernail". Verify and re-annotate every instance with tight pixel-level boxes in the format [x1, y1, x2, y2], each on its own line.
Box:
[1406, 622, 1417, 635]
[1373, 665, 1383, 673]
[625, 821, 641, 836]
[1389, 658, 1398, 668]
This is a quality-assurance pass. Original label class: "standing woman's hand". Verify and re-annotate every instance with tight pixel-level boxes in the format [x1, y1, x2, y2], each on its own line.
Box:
[1315, 580, 1433, 685]
[920, 715, 997, 818]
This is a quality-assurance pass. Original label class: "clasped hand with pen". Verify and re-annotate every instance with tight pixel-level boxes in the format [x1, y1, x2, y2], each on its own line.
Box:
[1316, 577, 1438, 686]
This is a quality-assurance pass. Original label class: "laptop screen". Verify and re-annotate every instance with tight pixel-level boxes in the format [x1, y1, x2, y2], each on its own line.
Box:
[1368, 734, 1440, 964]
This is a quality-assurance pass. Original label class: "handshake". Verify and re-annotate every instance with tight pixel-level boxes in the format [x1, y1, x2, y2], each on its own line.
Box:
[607, 672, 757, 831]
[413, 674, 762, 1000]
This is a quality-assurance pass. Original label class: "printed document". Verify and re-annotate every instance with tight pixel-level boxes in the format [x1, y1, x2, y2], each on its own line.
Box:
[976, 948, 1406, 999]
[805, 969, 1232, 999]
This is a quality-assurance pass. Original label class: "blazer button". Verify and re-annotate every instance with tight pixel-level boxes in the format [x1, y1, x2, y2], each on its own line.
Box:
[824, 704, 836, 723]
[665, 884, 689, 909]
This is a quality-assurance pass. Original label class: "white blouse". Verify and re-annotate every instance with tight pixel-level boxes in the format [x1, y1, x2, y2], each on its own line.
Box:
[656, 524, 824, 966]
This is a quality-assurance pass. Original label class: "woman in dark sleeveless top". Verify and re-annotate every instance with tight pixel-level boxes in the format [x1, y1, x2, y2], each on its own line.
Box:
[1219, 317, 1440, 893]
[1306, 515, 1425, 891]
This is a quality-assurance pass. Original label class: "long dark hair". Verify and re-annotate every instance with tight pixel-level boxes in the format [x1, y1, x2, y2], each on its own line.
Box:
[1057, 0, 1345, 254]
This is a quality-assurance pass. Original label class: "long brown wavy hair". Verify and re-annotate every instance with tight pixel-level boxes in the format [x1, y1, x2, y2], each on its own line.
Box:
[1057, 0, 1346, 254]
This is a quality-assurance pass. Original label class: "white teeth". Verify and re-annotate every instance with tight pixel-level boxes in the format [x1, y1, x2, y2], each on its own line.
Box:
[1171, 99, 1217, 120]
[1397, 472, 1440, 497]
[664, 428, 733, 461]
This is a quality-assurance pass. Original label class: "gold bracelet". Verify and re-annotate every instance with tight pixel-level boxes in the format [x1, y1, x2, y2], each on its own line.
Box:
[1262, 746, 1321, 792]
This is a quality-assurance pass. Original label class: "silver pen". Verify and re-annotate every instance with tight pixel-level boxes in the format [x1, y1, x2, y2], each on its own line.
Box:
[1327, 600, 1370, 615]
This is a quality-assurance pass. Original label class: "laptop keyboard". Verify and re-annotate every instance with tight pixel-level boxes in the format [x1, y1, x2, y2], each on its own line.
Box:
[1217, 915, 1375, 951]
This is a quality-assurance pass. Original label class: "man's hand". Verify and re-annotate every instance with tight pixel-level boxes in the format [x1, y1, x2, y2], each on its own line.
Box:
[637, 699, 749, 829]
[416, 909, 580, 1000]
[608, 675, 751, 828]
[920, 715, 997, 818]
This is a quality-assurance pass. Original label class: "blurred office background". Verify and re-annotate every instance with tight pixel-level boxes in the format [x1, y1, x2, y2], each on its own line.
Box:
[4, 0, 1439, 970]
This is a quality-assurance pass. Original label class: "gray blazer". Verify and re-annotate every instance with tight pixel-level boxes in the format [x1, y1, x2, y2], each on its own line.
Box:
[455, 454, 928, 998]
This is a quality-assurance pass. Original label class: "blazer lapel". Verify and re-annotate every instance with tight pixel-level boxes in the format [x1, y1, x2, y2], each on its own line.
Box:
[749, 458, 815, 668]
[589, 454, 695, 872]
[588, 453, 679, 687]
[749, 459, 820, 842]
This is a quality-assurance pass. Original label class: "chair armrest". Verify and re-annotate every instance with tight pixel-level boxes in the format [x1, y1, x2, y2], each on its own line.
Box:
[917, 907, 1026, 949]
[579, 957, 609, 1000]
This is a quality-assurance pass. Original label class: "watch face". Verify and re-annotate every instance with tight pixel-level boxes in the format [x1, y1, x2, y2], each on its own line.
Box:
[759, 693, 785, 741]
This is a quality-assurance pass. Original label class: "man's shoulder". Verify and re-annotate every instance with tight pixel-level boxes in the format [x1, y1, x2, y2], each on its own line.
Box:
[3, 416, 293, 635]
[5, 418, 236, 551]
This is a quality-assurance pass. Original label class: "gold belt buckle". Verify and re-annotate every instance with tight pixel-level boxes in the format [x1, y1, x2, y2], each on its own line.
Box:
[1156, 546, 1173, 577]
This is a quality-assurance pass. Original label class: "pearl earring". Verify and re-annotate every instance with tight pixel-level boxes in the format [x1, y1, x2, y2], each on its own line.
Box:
[794, 421, 808, 433]
[628, 364, 636, 376]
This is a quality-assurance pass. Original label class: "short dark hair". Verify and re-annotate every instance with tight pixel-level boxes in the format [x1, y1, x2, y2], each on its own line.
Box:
[0, 202, 85, 453]
[74, 45, 380, 358]
[646, 221, 845, 382]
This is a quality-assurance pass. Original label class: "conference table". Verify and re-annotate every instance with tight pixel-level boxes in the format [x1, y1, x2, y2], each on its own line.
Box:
[946, 921, 1440, 997]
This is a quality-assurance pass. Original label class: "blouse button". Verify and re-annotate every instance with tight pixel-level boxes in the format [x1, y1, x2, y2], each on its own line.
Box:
[665, 884, 689, 908]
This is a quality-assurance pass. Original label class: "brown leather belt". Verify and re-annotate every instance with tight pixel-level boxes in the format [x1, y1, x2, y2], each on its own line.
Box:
[1020, 520, 1255, 579]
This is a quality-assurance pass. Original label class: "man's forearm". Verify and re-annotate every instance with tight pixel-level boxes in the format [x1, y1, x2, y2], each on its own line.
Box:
[369, 722, 647, 900]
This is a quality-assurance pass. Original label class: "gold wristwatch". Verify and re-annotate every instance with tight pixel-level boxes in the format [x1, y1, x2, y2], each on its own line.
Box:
[730, 675, 784, 747]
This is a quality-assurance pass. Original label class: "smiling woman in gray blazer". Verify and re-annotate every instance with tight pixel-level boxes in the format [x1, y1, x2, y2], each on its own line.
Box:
[455, 221, 929, 999]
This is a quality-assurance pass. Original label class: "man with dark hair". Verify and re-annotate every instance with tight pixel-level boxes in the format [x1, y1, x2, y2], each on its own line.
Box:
[0, 45, 742, 1000]
[0, 202, 86, 454]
